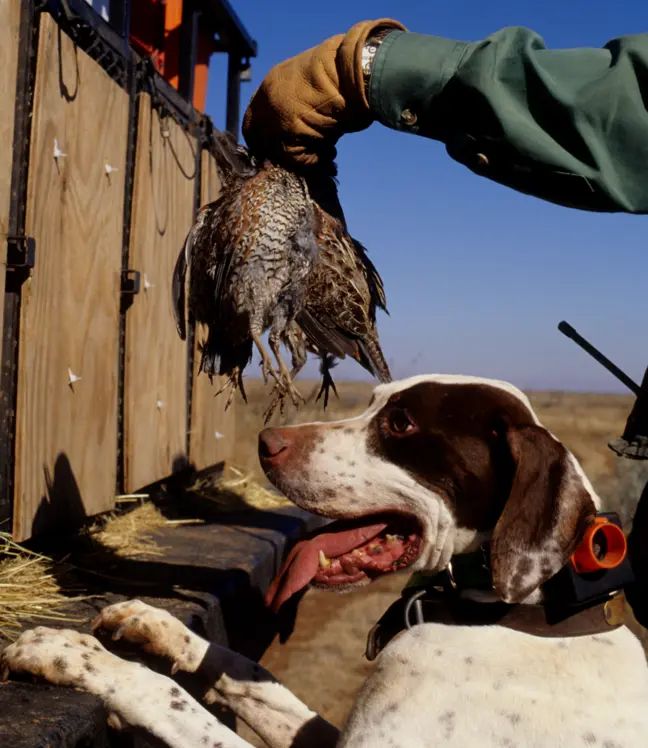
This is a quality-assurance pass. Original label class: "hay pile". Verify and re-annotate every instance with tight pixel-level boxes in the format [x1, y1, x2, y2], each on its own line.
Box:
[189, 465, 292, 512]
[0, 472, 289, 639]
[89, 501, 202, 558]
[0, 533, 85, 640]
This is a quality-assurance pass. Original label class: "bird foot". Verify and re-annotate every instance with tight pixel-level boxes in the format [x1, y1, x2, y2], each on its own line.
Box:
[275, 358, 304, 408]
[262, 376, 305, 425]
[315, 368, 339, 410]
[214, 371, 243, 409]
[280, 371, 304, 408]
[287, 381, 305, 408]
[263, 389, 285, 424]
[259, 356, 279, 385]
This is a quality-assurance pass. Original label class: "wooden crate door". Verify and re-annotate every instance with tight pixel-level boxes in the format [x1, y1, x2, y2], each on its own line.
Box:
[189, 150, 236, 470]
[0, 0, 21, 335]
[14, 14, 128, 541]
[124, 95, 195, 491]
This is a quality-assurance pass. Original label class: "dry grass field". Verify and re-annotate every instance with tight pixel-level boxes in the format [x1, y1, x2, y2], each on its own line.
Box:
[230, 379, 648, 743]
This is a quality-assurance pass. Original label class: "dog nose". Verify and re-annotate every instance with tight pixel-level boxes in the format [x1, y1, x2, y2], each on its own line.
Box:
[258, 428, 291, 463]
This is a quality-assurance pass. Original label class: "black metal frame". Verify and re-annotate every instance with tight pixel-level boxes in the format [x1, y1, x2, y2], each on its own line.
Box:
[208, 0, 257, 137]
[51, 0, 133, 88]
[0, 0, 42, 528]
[178, 0, 199, 104]
[186, 141, 202, 460]
[0, 0, 256, 527]
[116, 63, 141, 495]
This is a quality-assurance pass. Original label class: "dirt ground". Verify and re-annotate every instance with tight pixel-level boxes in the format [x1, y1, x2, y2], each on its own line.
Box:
[231, 380, 648, 744]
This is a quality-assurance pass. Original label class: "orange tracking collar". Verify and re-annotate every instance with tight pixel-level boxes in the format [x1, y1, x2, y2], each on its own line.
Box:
[571, 515, 628, 574]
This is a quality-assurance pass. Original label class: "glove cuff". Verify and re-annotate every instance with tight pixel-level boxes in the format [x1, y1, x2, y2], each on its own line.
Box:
[337, 19, 407, 119]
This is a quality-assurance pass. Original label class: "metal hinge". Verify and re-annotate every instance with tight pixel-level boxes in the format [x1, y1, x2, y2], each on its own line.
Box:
[6, 235, 36, 269]
[120, 269, 141, 295]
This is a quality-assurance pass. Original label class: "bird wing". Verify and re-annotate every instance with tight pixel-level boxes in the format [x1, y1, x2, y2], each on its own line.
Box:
[296, 307, 357, 360]
[172, 241, 188, 340]
[172, 204, 210, 340]
[298, 212, 391, 382]
[351, 238, 389, 316]
[208, 200, 239, 320]
[173, 198, 234, 340]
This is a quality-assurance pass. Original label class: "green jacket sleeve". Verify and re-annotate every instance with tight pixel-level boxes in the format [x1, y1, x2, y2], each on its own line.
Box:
[368, 27, 648, 213]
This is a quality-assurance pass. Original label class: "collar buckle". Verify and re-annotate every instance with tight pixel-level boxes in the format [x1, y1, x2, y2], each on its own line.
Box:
[403, 588, 426, 630]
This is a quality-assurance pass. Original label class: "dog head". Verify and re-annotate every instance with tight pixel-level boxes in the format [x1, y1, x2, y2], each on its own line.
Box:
[259, 375, 598, 611]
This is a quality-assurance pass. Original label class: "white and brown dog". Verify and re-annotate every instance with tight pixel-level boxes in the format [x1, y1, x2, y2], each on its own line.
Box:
[2, 375, 648, 747]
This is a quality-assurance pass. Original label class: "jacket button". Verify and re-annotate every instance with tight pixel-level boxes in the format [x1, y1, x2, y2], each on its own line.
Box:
[400, 109, 417, 126]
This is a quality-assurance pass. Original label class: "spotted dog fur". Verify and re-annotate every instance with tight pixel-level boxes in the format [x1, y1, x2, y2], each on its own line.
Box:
[1, 625, 251, 748]
[3, 375, 648, 747]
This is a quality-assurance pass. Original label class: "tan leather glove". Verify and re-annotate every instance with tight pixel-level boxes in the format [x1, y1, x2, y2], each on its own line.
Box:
[242, 19, 406, 173]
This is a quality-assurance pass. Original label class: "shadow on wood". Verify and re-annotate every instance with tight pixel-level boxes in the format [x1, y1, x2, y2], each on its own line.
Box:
[30, 452, 87, 538]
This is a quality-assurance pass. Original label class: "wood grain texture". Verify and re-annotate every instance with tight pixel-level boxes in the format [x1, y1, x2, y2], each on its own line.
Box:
[0, 0, 21, 337]
[188, 149, 236, 470]
[124, 94, 195, 491]
[14, 15, 128, 541]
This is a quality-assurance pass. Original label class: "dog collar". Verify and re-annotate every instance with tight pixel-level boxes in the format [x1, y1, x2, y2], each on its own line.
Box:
[365, 513, 634, 662]
[365, 583, 626, 661]
[399, 511, 633, 607]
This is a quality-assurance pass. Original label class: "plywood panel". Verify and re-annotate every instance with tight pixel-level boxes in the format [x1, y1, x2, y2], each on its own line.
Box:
[189, 150, 236, 470]
[14, 14, 128, 541]
[124, 94, 195, 491]
[0, 0, 21, 337]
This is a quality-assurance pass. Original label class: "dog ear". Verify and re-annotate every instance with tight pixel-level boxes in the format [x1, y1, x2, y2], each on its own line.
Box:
[490, 424, 596, 604]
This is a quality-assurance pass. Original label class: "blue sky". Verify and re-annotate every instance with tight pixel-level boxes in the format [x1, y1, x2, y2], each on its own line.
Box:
[204, 1, 647, 393]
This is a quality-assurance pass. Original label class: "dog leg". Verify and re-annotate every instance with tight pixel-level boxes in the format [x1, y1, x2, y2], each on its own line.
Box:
[1, 627, 252, 748]
[94, 599, 340, 748]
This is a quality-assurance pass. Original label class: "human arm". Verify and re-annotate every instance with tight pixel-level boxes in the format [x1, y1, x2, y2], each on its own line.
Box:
[368, 26, 648, 213]
[243, 22, 648, 213]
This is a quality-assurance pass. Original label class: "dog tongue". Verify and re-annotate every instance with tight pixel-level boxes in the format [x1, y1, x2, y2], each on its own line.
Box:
[265, 521, 389, 612]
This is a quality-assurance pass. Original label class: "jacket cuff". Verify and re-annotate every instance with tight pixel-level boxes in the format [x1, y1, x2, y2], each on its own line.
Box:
[338, 19, 407, 113]
[368, 31, 468, 135]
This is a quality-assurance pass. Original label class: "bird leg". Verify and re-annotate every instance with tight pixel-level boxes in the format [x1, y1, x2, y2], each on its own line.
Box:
[268, 331, 305, 409]
[251, 332, 279, 385]
[263, 325, 307, 423]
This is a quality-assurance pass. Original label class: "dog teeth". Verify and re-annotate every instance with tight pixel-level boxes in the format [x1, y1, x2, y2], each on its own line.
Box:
[386, 534, 403, 543]
[318, 550, 332, 569]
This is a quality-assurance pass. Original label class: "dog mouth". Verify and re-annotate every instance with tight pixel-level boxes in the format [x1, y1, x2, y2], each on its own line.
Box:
[265, 514, 423, 612]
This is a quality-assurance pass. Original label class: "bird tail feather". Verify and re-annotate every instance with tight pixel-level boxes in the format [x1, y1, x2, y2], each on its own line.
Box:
[356, 336, 392, 384]
[199, 329, 253, 383]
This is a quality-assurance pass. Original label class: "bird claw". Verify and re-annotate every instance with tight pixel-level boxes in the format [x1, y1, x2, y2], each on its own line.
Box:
[259, 357, 279, 385]
[316, 371, 339, 410]
[286, 379, 305, 408]
[263, 390, 285, 424]
[213, 372, 242, 410]
[262, 376, 304, 424]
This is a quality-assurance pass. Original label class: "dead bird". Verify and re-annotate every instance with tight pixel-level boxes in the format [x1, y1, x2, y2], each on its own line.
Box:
[173, 131, 390, 417]
[172, 131, 318, 409]
[263, 212, 392, 421]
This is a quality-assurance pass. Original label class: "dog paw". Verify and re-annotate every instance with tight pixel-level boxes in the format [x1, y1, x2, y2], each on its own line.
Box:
[92, 600, 206, 673]
[1, 627, 121, 690]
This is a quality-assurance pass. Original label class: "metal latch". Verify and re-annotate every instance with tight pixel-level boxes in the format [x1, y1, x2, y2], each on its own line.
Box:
[120, 269, 141, 295]
[6, 235, 36, 269]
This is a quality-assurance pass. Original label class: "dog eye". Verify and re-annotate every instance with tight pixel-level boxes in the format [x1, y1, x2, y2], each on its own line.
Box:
[387, 409, 415, 435]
